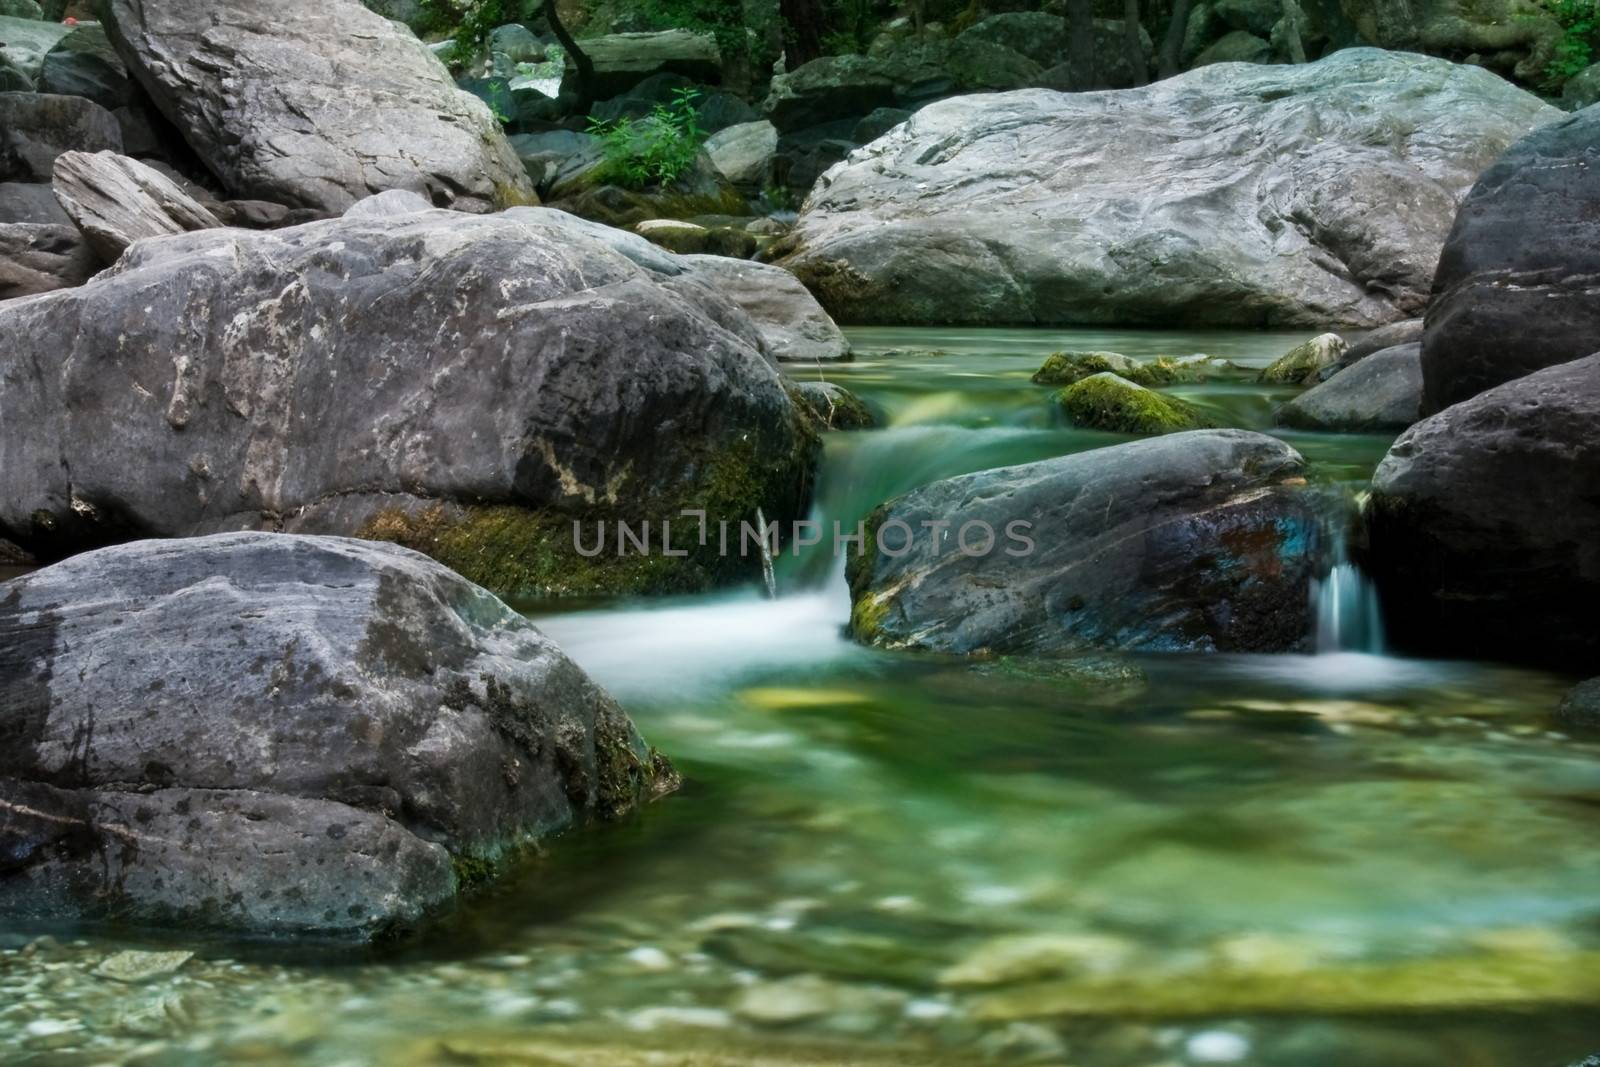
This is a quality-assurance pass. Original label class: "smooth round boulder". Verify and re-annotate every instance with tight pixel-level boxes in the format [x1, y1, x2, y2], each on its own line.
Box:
[1276, 343, 1422, 432]
[780, 50, 1557, 328]
[1325, 318, 1423, 381]
[0, 206, 818, 597]
[1054, 373, 1214, 435]
[0, 533, 676, 940]
[102, 0, 535, 213]
[1366, 353, 1600, 668]
[847, 430, 1319, 655]
[1420, 106, 1600, 414]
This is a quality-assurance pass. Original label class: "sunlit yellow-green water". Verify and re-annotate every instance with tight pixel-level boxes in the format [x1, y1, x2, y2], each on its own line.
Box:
[3, 329, 1595, 1067]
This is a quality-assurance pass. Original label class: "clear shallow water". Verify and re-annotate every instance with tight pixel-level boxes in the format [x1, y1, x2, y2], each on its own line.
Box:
[4, 328, 1597, 1067]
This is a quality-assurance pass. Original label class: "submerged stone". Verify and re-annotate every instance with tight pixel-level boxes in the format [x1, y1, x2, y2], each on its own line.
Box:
[93, 950, 193, 983]
[971, 947, 1600, 1020]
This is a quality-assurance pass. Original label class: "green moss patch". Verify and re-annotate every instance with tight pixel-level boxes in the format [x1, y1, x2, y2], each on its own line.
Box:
[1054, 373, 1215, 435]
[1032, 351, 1155, 387]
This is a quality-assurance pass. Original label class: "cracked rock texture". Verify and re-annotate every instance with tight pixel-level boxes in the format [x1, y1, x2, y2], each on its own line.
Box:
[0, 533, 674, 939]
[102, 0, 535, 213]
[51, 149, 221, 262]
[780, 49, 1557, 328]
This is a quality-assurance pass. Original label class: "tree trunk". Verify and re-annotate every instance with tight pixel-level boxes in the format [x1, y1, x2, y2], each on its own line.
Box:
[1123, 0, 1148, 86]
[1065, 0, 1097, 90]
[542, 1, 595, 112]
[780, 0, 826, 69]
[1158, 0, 1191, 79]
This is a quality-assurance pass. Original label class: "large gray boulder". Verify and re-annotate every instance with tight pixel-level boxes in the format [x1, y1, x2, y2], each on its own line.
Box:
[780, 50, 1557, 328]
[0, 533, 675, 940]
[847, 430, 1319, 655]
[1277, 343, 1423, 432]
[0, 222, 95, 299]
[0, 91, 121, 181]
[1366, 353, 1600, 668]
[101, 0, 535, 213]
[1420, 106, 1600, 414]
[0, 206, 817, 597]
[51, 150, 221, 262]
[679, 255, 850, 364]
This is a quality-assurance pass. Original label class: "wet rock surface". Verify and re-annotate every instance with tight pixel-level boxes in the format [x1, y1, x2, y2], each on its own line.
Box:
[1368, 353, 1600, 668]
[848, 430, 1318, 655]
[0, 533, 674, 939]
[1277, 343, 1422, 432]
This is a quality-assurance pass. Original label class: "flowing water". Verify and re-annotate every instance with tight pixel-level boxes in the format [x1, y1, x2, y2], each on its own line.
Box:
[4, 328, 1597, 1067]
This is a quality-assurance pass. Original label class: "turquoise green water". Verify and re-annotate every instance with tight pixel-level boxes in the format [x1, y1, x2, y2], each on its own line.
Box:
[3, 329, 1595, 1067]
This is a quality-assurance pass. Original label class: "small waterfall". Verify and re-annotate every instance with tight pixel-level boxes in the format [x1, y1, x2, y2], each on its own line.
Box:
[1312, 560, 1385, 654]
[1311, 498, 1385, 655]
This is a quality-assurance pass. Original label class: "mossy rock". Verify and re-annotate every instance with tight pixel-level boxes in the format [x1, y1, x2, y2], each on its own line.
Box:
[361, 424, 819, 601]
[634, 218, 757, 258]
[791, 379, 875, 430]
[1032, 350, 1153, 386]
[1259, 332, 1349, 385]
[1054, 372, 1215, 435]
[360, 504, 705, 600]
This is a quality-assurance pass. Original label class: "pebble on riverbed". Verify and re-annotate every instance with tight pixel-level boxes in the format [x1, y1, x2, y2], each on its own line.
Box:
[93, 950, 194, 984]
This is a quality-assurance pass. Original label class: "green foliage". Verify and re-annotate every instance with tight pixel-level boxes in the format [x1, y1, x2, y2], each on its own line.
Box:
[1538, 0, 1599, 86]
[486, 79, 511, 125]
[762, 183, 798, 212]
[418, 0, 534, 67]
[587, 87, 706, 189]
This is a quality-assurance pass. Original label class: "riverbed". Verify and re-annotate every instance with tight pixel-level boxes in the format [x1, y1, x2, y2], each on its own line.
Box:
[2, 328, 1594, 1066]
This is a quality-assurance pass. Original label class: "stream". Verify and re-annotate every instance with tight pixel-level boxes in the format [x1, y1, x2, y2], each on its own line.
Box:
[3, 328, 1595, 1066]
